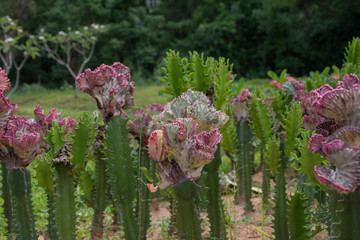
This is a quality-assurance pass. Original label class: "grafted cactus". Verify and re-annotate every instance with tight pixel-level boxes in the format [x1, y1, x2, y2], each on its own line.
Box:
[0, 116, 43, 240]
[148, 118, 222, 191]
[77, 62, 135, 123]
[148, 90, 227, 239]
[230, 89, 254, 211]
[152, 89, 228, 133]
[306, 74, 360, 239]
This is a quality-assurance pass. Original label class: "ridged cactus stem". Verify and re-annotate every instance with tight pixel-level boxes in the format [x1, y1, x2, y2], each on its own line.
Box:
[47, 194, 59, 240]
[7, 169, 37, 240]
[273, 149, 289, 239]
[105, 116, 139, 240]
[173, 181, 202, 240]
[91, 147, 107, 239]
[54, 164, 76, 240]
[262, 159, 270, 204]
[203, 146, 228, 239]
[1, 162, 12, 235]
[137, 147, 151, 240]
[236, 120, 254, 212]
[337, 188, 360, 239]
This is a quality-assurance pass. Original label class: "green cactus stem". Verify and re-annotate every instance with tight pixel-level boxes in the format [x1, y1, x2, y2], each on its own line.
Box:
[203, 147, 228, 240]
[236, 120, 254, 212]
[91, 147, 107, 239]
[105, 116, 139, 240]
[273, 147, 289, 240]
[337, 189, 360, 239]
[47, 194, 59, 240]
[54, 164, 76, 240]
[136, 147, 152, 240]
[173, 180, 202, 240]
[1, 161, 12, 235]
[7, 169, 37, 240]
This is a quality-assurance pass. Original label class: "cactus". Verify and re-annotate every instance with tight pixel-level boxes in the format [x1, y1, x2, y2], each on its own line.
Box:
[105, 116, 139, 240]
[235, 120, 253, 211]
[54, 162, 76, 240]
[1, 162, 13, 234]
[273, 146, 289, 240]
[173, 181, 202, 240]
[7, 169, 37, 240]
[137, 147, 152, 240]
[203, 147, 227, 239]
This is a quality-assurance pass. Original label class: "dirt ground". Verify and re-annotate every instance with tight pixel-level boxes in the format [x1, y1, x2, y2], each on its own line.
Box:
[38, 171, 328, 239]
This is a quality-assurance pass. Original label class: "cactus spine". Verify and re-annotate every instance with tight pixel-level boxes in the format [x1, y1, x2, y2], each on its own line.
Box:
[137, 147, 152, 239]
[236, 120, 254, 211]
[91, 147, 107, 239]
[7, 169, 37, 240]
[173, 181, 202, 240]
[105, 116, 139, 240]
[54, 163, 76, 240]
[203, 147, 228, 239]
[1, 162, 12, 235]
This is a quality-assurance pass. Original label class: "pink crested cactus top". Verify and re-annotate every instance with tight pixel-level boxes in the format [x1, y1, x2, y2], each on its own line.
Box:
[34, 105, 77, 136]
[0, 68, 10, 92]
[152, 89, 228, 133]
[147, 118, 222, 191]
[230, 89, 252, 121]
[0, 116, 43, 170]
[307, 74, 360, 194]
[127, 104, 164, 146]
[147, 90, 228, 191]
[0, 68, 18, 128]
[77, 62, 135, 123]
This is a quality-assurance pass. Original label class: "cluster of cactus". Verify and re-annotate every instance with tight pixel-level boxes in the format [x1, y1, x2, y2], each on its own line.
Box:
[1, 38, 360, 240]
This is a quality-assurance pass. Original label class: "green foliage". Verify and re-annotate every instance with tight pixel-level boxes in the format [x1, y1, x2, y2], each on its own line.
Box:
[34, 155, 54, 194]
[265, 137, 280, 175]
[213, 58, 233, 110]
[296, 130, 323, 184]
[283, 102, 303, 158]
[189, 51, 211, 93]
[267, 69, 289, 83]
[305, 65, 340, 91]
[248, 97, 272, 145]
[105, 116, 139, 240]
[161, 50, 188, 98]
[288, 192, 311, 240]
[70, 114, 95, 173]
[342, 37, 360, 76]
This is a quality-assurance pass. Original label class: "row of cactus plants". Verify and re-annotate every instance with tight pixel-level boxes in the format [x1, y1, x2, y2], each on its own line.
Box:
[0, 37, 359, 240]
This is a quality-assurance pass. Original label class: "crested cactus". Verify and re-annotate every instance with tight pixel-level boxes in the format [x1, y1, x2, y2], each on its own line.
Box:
[77, 62, 135, 123]
[0, 116, 43, 239]
[148, 90, 227, 239]
[305, 74, 360, 239]
[231, 89, 254, 211]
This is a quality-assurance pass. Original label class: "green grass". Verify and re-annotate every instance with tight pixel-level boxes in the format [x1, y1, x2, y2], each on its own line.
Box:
[10, 85, 168, 119]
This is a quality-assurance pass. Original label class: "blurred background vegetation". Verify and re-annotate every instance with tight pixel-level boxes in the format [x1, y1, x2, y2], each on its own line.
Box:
[1, 0, 360, 88]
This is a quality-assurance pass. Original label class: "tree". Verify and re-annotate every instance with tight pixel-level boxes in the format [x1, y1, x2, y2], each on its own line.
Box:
[34, 24, 105, 97]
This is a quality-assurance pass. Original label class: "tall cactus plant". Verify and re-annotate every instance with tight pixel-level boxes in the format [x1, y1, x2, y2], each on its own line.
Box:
[0, 116, 43, 240]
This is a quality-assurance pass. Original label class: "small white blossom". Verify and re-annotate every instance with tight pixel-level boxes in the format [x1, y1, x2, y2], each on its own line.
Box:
[84, 26, 88, 31]
[90, 36, 97, 41]
[75, 31, 80, 35]
[38, 36, 45, 41]
[5, 38, 14, 43]
[100, 25, 105, 29]
[5, 16, 12, 21]
[58, 31, 65, 36]
[17, 29, 23, 34]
